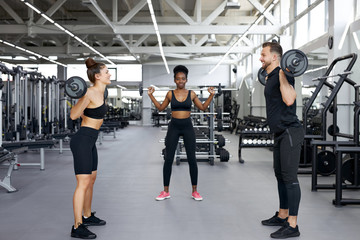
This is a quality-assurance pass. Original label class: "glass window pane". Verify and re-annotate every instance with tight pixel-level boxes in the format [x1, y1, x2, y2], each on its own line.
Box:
[309, 2, 326, 41]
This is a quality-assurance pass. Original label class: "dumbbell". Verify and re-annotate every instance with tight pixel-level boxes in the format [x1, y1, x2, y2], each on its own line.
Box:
[258, 49, 308, 86]
[64, 76, 108, 99]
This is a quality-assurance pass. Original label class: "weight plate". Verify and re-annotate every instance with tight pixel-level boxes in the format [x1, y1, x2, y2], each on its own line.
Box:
[342, 158, 360, 184]
[327, 125, 340, 136]
[280, 49, 308, 77]
[219, 148, 230, 162]
[257, 68, 267, 86]
[317, 150, 336, 176]
[65, 76, 87, 99]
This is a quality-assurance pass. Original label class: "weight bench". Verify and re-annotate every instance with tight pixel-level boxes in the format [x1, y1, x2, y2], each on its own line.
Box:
[333, 146, 360, 206]
[2, 140, 56, 170]
[48, 133, 74, 154]
[0, 147, 17, 192]
[310, 140, 356, 191]
[98, 126, 116, 145]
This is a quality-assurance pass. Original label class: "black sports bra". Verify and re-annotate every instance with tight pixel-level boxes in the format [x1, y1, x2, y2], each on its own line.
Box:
[170, 90, 192, 111]
[83, 102, 108, 119]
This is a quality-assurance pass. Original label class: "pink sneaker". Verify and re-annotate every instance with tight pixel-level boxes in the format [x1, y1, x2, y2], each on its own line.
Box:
[192, 191, 203, 201]
[155, 191, 170, 201]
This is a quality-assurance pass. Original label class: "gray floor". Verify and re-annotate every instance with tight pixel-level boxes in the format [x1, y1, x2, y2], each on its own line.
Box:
[0, 125, 360, 240]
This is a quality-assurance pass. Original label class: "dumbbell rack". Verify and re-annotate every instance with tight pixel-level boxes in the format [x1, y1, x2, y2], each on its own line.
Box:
[238, 128, 274, 163]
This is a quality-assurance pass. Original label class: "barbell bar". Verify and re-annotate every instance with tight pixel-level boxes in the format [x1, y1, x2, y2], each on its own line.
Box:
[139, 83, 237, 96]
[258, 49, 308, 86]
[159, 139, 230, 143]
[156, 112, 230, 115]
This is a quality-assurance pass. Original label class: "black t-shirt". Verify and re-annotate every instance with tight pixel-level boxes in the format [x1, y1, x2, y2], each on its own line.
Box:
[264, 67, 301, 134]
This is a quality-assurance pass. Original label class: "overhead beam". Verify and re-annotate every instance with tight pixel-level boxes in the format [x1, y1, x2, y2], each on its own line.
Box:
[164, 0, 195, 25]
[195, 35, 208, 47]
[0, 46, 253, 55]
[81, 0, 141, 62]
[201, 1, 226, 25]
[128, 15, 258, 24]
[176, 35, 191, 47]
[112, 0, 118, 22]
[195, 0, 201, 23]
[122, 0, 131, 11]
[0, 0, 24, 24]
[0, 24, 281, 35]
[133, 34, 150, 47]
[118, 0, 147, 25]
[82, 0, 114, 30]
[36, 0, 67, 25]
[247, 0, 278, 25]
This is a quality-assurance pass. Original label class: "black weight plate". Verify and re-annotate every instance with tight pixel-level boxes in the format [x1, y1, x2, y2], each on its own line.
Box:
[342, 158, 360, 184]
[327, 125, 340, 136]
[220, 148, 230, 162]
[257, 68, 267, 86]
[280, 49, 308, 77]
[317, 150, 336, 176]
[65, 76, 87, 99]
[217, 135, 225, 147]
[217, 120, 223, 132]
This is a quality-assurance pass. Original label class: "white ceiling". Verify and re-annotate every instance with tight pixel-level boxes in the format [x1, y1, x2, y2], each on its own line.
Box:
[0, 0, 281, 66]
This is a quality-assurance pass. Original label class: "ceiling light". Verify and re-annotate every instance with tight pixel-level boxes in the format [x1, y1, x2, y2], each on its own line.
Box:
[225, 0, 240, 9]
[24, 2, 41, 14]
[107, 56, 136, 61]
[147, 0, 169, 74]
[20, 0, 115, 66]
[0, 39, 67, 67]
[207, 34, 217, 43]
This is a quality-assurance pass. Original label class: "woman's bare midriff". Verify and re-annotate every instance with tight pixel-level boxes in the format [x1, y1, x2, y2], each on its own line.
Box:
[171, 111, 191, 119]
[80, 116, 104, 130]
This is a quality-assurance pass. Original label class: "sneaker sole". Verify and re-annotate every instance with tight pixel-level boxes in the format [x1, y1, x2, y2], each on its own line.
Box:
[262, 222, 286, 226]
[71, 233, 97, 239]
[82, 222, 106, 227]
[155, 196, 170, 201]
[192, 196, 203, 201]
[270, 232, 300, 239]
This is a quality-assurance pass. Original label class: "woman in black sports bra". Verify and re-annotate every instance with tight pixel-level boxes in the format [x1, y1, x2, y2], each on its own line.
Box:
[148, 65, 215, 201]
[69, 58, 110, 239]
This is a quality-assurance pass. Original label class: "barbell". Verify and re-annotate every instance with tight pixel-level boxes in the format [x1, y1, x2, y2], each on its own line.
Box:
[258, 49, 308, 86]
[64, 76, 108, 99]
[139, 83, 236, 96]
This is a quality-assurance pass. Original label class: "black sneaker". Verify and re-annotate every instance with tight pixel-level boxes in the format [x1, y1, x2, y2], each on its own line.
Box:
[71, 224, 96, 239]
[270, 222, 300, 239]
[82, 212, 106, 226]
[261, 211, 288, 226]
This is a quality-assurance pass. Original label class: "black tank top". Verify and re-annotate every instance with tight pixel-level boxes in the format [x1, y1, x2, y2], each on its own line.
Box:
[83, 102, 108, 119]
[171, 90, 192, 111]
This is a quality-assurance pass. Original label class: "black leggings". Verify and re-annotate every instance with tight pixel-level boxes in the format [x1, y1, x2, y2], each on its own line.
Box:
[164, 117, 198, 187]
[273, 126, 304, 216]
[70, 127, 99, 175]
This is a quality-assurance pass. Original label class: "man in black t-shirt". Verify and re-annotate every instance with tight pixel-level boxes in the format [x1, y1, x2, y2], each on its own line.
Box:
[259, 42, 304, 239]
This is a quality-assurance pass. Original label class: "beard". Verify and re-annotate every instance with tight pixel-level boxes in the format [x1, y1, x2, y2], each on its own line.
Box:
[261, 61, 271, 70]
